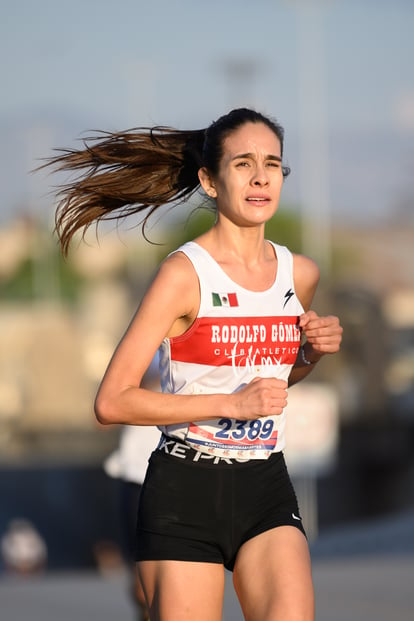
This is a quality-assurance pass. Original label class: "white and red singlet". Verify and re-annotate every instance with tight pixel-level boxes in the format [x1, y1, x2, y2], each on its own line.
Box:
[158, 241, 303, 460]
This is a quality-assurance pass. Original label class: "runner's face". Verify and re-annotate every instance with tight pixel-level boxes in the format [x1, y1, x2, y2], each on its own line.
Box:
[210, 122, 284, 227]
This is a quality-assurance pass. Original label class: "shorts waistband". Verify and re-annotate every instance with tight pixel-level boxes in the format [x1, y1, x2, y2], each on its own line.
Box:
[156, 434, 253, 466]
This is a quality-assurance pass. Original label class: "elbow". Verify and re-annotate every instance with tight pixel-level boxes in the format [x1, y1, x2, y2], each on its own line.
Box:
[94, 393, 118, 426]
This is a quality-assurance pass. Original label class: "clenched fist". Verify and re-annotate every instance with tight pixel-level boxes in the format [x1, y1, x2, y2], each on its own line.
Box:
[299, 310, 343, 357]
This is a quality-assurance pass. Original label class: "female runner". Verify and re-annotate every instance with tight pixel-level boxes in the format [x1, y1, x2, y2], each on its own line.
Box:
[49, 107, 343, 620]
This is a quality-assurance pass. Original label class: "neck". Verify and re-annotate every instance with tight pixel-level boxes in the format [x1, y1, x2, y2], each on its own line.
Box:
[196, 220, 269, 267]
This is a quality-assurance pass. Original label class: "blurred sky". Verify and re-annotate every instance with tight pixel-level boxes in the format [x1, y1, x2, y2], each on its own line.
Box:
[0, 0, 413, 225]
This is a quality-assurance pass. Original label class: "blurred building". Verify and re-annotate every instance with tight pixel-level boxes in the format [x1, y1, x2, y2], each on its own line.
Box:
[0, 217, 166, 465]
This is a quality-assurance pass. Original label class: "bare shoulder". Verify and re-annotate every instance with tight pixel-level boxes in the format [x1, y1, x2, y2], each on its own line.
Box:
[292, 253, 320, 310]
[149, 250, 200, 327]
[293, 253, 320, 284]
[158, 249, 199, 291]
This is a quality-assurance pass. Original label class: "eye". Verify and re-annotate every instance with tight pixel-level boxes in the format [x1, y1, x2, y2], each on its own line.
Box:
[236, 160, 250, 167]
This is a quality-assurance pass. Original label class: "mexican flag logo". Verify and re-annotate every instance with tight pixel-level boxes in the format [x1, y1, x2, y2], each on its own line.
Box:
[212, 292, 239, 307]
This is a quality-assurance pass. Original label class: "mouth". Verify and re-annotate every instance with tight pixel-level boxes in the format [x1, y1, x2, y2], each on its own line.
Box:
[246, 196, 271, 204]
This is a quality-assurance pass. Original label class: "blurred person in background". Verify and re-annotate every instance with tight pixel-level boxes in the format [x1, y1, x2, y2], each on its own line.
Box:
[104, 357, 161, 621]
[46, 108, 342, 621]
[1, 518, 47, 575]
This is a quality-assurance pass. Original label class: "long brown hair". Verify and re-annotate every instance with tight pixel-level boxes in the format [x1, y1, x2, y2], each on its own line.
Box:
[45, 108, 290, 255]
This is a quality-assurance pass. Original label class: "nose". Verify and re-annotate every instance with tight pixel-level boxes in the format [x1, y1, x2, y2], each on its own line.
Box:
[251, 164, 269, 186]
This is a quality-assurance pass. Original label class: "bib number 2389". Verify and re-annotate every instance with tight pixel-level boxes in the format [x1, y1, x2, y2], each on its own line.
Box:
[215, 418, 274, 442]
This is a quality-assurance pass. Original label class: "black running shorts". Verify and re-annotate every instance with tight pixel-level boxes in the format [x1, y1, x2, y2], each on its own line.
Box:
[136, 435, 306, 571]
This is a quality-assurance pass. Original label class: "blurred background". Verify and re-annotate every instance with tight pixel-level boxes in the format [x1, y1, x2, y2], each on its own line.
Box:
[0, 0, 413, 619]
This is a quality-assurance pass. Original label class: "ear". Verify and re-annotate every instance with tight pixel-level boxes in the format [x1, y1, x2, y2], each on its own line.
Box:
[198, 167, 217, 198]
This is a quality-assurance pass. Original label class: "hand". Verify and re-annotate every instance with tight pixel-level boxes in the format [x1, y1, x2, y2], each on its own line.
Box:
[299, 310, 343, 357]
[231, 377, 288, 420]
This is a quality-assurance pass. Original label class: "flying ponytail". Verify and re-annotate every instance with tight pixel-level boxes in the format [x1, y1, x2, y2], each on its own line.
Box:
[46, 126, 206, 255]
[44, 108, 289, 255]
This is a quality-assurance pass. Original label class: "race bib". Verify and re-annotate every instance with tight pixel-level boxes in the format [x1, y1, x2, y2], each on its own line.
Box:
[186, 417, 278, 459]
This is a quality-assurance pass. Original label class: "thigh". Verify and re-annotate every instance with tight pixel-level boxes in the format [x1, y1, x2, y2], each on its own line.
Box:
[138, 560, 225, 621]
[233, 526, 314, 621]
